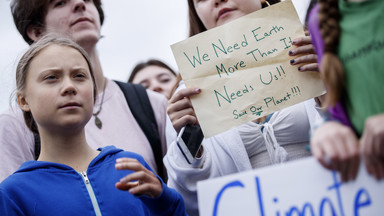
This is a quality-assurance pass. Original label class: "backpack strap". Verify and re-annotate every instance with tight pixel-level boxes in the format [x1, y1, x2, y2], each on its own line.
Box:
[34, 133, 41, 160]
[114, 81, 165, 180]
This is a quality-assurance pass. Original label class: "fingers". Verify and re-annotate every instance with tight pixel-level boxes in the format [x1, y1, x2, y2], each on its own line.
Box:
[115, 173, 162, 198]
[168, 98, 198, 133]
[311, 138, 332, 170]
[115, 158, 163, 198]
[311, 122, 360, 181]
[168, 87, 201, 104]
[331, 126, 359, 182]
[290, 54, 317, 65]
[360, 114, 384, 179]
[173, 114, 198, 133]
[115, 180, 140, 191]
[363, 157, 384, 180]
[292, 36, 312, 46]
[289, 44, 315, 56]
[311, 123, 337, 170]
[343, 133, 360, 181]
[289, 36, 319, 72]
[297, 63, 319, 72]
[167, 87, 201, 133]
[360, 129, 374, 157]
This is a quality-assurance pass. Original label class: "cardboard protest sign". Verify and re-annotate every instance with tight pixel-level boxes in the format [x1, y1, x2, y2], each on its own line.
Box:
[197, 157, 384, 216]
[171, 0, 325, 137]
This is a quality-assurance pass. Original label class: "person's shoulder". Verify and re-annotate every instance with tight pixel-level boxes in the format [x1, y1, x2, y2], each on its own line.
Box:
[0, 105, 24, 122]
[0, 163, 34, 188]
[111, 80, 167, 106]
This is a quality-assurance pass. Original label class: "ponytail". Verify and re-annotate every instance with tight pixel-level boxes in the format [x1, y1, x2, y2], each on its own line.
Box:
[319, 0, 345, 107]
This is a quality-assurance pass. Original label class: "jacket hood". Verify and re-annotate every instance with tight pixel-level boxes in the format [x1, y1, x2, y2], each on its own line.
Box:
[15, 146, 123, 173]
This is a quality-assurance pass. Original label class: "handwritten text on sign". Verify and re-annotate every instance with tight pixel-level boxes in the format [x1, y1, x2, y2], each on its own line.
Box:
[197, 157, 384, 216]
[171, 0, 325, 137]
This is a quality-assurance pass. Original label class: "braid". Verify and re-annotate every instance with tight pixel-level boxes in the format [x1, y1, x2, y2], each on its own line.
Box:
[319, 0, 345, 107]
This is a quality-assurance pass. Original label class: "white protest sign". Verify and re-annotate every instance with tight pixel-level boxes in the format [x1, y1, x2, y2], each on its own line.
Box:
[197, 157, 384, 216]
[171, 0, 325, 137]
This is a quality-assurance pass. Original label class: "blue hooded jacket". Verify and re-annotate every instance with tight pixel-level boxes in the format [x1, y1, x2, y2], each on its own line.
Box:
[0, 146, 187, 215]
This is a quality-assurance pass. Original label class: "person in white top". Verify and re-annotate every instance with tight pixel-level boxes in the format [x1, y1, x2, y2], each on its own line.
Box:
[163, 0, 325, 215]
[0, 0, 168, 182]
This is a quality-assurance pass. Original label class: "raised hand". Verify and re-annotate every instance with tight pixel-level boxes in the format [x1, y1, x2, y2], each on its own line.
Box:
[115, 158, 162, 198]
[289, 31, 318, 72]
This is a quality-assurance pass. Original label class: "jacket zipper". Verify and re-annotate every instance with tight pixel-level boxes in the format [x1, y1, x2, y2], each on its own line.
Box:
[79, 171, 102, 216]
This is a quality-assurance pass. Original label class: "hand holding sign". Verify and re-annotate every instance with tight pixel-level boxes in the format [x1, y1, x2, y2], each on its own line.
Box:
[171, 0, 325, 137]
[167, 86, 202, 133]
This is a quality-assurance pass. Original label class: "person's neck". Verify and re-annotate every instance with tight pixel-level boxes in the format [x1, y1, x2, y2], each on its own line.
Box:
[38, 129, 99, 172]
[87, 48, 107, 94]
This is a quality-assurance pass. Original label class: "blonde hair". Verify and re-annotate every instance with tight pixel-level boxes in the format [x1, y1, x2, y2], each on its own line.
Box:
[16, 34, 96, 133]
[319, 0, 345, 106]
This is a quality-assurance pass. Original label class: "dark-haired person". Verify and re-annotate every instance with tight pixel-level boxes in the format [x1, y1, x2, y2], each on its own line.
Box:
[129, 59, 177, 99]
[163, 0, 325, 215]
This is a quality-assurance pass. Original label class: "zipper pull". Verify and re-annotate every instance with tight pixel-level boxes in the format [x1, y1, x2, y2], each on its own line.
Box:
[81, 171, 90, 184]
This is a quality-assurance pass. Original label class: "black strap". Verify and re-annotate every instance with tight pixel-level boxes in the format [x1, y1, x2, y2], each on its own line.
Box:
[114, 81, 165, 180]
[33, 133, 41, 160]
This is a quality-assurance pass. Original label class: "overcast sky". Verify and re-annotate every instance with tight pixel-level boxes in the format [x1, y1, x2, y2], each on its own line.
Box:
[0, 0, 310, 112]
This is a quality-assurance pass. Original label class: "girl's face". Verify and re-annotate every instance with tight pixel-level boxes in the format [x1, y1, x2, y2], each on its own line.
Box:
[44, 0, 101, 49]
[132, 65, 177, 99]
[18, 45, 94, 134]
[193, 0, 262, 29]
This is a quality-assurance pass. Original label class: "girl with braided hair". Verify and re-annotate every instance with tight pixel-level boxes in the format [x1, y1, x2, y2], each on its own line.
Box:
[308, 0, 384, 182]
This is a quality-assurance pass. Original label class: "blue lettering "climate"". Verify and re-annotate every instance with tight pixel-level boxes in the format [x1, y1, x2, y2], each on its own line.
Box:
[212, 172, 372, 216]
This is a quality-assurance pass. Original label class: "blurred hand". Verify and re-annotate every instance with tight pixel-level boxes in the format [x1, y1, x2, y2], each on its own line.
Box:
[311, 121, 360, 182]
[289, 31, 318, 72]
[115, 158, 162, 198]
[167, 87, 201, 133]
[360, 114, 384, 180]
